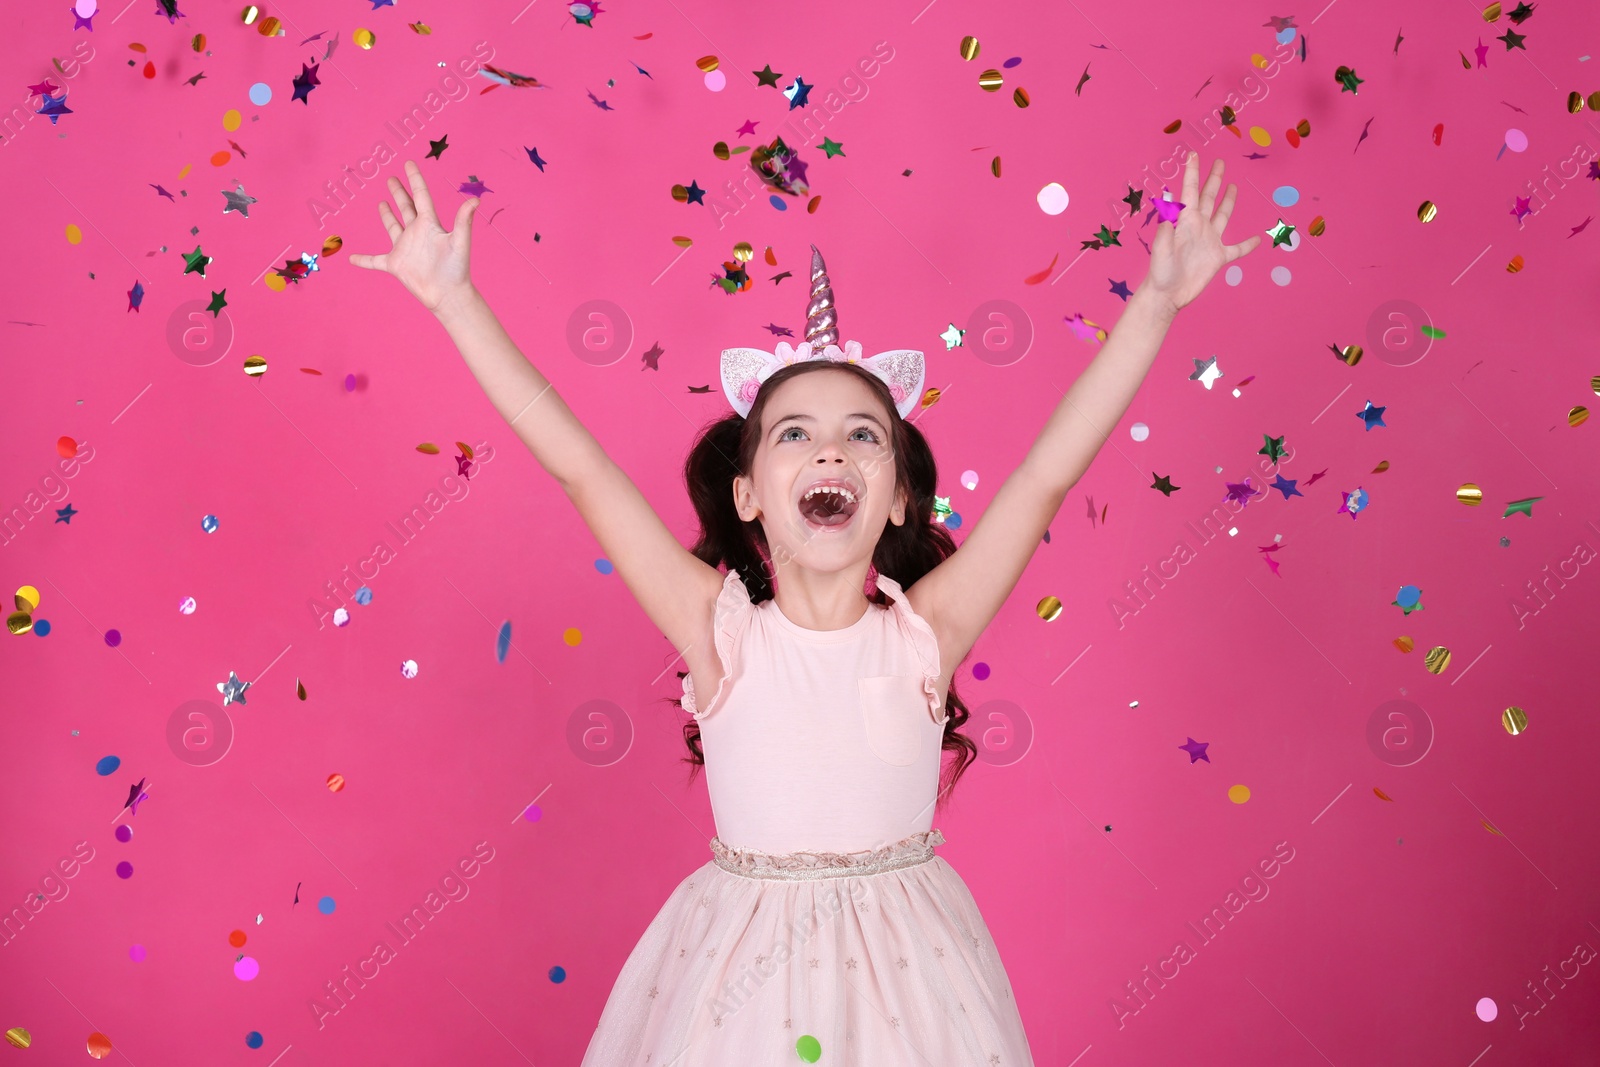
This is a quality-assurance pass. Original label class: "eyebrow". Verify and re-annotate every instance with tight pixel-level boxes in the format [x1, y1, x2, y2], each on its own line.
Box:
[771, 412, 888, 435]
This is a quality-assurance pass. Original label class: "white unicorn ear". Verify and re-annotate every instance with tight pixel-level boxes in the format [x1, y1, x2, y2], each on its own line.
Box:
[860, 349, 926, 420]
[720, 347, 778, 419]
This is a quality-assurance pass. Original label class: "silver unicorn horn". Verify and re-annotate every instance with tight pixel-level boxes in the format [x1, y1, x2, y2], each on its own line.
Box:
[804, 244, 838, 350]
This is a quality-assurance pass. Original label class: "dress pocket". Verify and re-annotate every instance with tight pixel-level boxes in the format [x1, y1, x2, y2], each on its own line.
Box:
[857, 674, 928, 766]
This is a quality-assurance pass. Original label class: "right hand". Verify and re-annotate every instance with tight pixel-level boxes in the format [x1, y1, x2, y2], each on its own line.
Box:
[348, 159, 480, 315]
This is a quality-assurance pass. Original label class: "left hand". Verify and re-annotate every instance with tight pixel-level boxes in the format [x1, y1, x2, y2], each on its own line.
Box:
[1142, 152, 1261, 316]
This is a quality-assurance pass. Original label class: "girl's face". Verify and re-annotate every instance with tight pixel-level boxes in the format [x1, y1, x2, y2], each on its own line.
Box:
[734, 369, 905, 576]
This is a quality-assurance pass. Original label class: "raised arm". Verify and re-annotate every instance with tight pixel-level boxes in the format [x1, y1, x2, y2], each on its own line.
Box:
[351, 161, 724, 659]
[908, 153, 1260, 669]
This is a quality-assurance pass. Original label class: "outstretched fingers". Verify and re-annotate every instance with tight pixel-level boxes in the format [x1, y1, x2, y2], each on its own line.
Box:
[1212, 183, 1239, 232]
[402, 159, 440, 227]
[1197, 158, 1224, 218]
[348, 251, 386, 272]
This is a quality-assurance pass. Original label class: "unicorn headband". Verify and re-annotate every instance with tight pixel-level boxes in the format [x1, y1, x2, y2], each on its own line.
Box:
[720, 245, 926, 421]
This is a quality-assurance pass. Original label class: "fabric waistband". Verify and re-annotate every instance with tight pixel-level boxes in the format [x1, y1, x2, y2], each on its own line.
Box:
[710, 829, 945, 881]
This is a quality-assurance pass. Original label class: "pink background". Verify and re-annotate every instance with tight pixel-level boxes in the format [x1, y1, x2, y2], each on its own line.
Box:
[5, 1, 1600, 1064]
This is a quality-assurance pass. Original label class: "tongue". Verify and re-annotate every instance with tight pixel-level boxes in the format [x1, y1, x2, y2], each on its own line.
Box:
[802, 494, 856, 526]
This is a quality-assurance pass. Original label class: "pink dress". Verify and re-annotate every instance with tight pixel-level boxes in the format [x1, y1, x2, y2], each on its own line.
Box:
[580, 570, 1035, 1066]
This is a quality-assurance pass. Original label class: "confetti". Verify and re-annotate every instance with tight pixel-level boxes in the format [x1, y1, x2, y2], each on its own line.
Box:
[96, 755, 120, 775]
[1374, 787, 1394, 801]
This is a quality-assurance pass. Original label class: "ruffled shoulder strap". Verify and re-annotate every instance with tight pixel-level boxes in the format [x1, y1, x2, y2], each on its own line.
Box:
[873, 573, 948, 726]
[681, 569, 756, 721]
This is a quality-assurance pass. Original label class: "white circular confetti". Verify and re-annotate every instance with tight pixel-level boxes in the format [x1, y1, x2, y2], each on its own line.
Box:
[1129, 422, 1149, 443]
[1036, 182, 1069, 215]
[178, 597, 196, 615]
[75, 0, 96, 14]
[401, 659, 418, 679]
[960, 470, 979, 491]
[333, 607, 350, 627]
[1270, 265, 1292, 286]
[704, 69, 726, 92]
[1278, 228, 1301, 252]
[1475, 997, 1497, 1022]
[1224, 264, 1244, 286]
[1504, 129, 1528, 153]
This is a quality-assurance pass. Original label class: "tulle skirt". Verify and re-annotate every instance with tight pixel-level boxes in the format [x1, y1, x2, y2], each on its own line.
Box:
[579, 830, 1035, 1066]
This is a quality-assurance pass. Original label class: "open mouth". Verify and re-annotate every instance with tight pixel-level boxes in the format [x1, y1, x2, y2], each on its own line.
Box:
[798, 484, 860, 531]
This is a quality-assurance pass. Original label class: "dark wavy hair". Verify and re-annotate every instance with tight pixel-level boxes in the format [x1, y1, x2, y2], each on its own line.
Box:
[665, 359, 977, 807]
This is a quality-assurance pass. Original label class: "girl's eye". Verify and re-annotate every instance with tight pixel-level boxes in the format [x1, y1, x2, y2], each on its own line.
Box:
[777, 426, 879, 442]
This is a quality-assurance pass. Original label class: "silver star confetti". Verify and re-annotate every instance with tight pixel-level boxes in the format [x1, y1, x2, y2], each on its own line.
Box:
[218, 670, 252, 705]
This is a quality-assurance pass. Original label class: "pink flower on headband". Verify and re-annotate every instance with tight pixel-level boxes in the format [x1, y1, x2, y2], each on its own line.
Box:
[889, 383, 906, 404]
[738, 378, 761, 404]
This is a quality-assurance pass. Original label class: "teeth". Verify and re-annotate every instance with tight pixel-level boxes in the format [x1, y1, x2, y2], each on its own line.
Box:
[803, 485, 857, 504]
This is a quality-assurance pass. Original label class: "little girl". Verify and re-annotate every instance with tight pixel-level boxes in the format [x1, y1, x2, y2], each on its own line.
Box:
[352, 153, 1258, 1065]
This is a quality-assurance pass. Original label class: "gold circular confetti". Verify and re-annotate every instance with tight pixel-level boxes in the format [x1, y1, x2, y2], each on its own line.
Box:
[732, 242, 753, 262]
[258, 15, 281, 36]
[1249, 126, 1271, 146]
[1035, 596, 1062, 622]
[322, 235, 343, 257]
[1338, 344, 1362, 367]
[670, 183, 689, 203]
[1424, 646, 1452, 674]
[1393, 636, 1414, 653]
[1012, 88, 1030, 108]
[713, 141, 730, 161]
[1591, 375, 1600, 396]
[672, 235, 693, 248]
[1481, 2, 1502, 21]
[1589, 91, 1600, 112]
[1228, 784, 1251, 804]
[1568, 405, 1588, 427]
[192, 33, 206, 52]
[264, 273, 287, 292]
[1418, 200, 1438, 223]
[959, 36, 979, 61]
[1250, 53, 1270, 70]
[1567, 91, 1586, 114]
[806, 195, 821, 214]
[563, 628, 583, 646]
[65, 223, 82, 245]
[416, 443, 441, 454]
[243, 355, 268, 377]
[7, 611, 34, 635]
[4, 1028, 30, 1050]
[87, 1032, 113, 1060]
[921, 387, 942, 409]
[1506, 254, 1524, 272]
[695, 55, 719, 73]
[1162, 119, 1183, 134]
[978, 69, 1003, 91]
[990, 156, 1001, 177]
[354, 28, 376, 49]
[241, 5, 260, 25]
[223, 108, 242, 132]
[16, 586, 40, 612]
[1456, 483, 1483, 506]
[327, 773, 345, 792]
[1309, 216, 1326, 237]
[1502, 705, 1528, 735]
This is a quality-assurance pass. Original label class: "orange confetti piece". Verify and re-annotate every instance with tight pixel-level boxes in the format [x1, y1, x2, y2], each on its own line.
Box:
[672, 235, 693, 248]
[210, 151, 231, 166]
[1482, 819, 1502, 836]
[764, 246, 777, 267]
[416, 443, 440, 454]
[1374, 787, 1393, 801]
[456, 441, 474, 459]
[1024, 253, 1059, 286]
[299, 368, 323, 375]
[129, 42, 147, 52]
